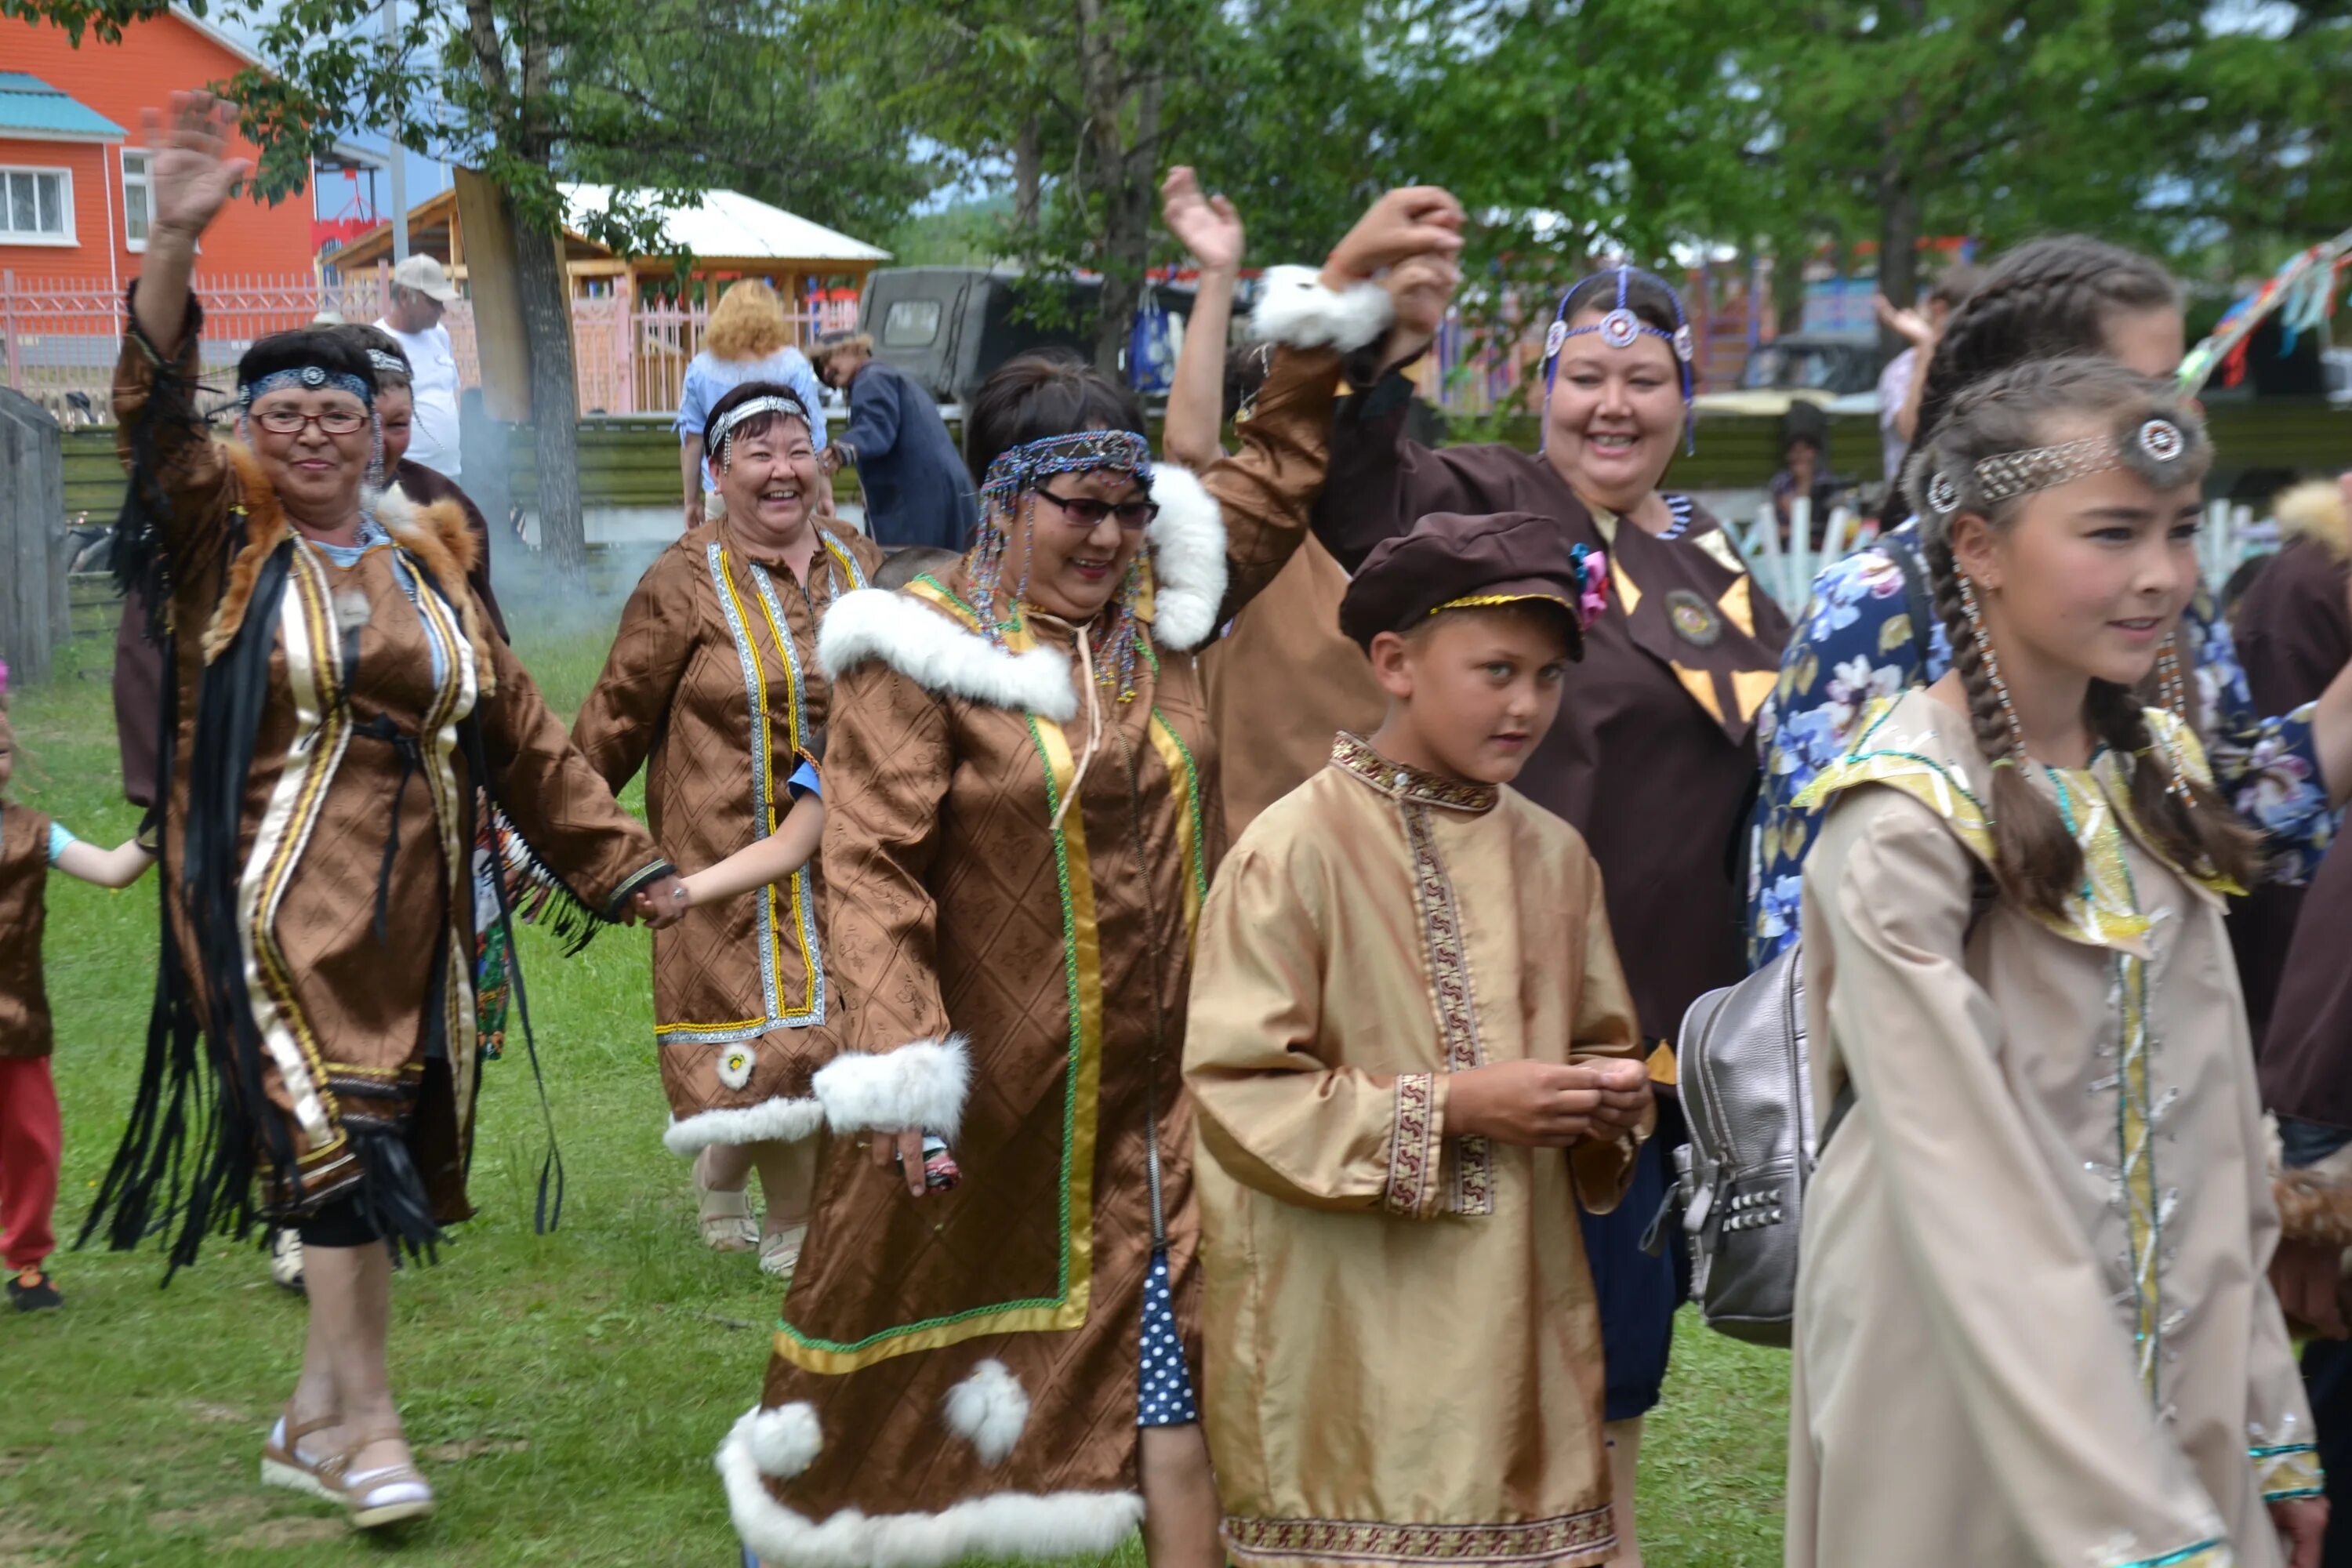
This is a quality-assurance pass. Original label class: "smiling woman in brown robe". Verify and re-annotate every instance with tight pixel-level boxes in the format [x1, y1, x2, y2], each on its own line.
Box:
[572, 382, 884, 1275]
[714, 196, 1469, 1566]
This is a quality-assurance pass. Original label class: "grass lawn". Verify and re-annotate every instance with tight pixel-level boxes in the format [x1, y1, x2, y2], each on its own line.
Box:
[0, 584, 1789, 1567]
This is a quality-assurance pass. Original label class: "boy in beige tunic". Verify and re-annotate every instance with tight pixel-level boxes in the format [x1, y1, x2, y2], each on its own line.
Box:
[1185, 510, 1654, 1568]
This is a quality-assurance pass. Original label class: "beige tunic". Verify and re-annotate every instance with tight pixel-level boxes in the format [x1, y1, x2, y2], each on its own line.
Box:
[1786, 689, 2321, 1568]
[1185, 736, 1650, 1568]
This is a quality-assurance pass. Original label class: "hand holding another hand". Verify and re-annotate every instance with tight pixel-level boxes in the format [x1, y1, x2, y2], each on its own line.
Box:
[1447, 1058, 1651, 1148]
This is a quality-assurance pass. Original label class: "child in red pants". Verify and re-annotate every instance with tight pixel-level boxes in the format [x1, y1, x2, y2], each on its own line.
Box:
[0, 664, 154, 1310]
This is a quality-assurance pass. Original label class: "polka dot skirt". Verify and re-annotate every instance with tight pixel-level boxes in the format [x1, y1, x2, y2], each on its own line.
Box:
[1135, 1247, 1199, 1427]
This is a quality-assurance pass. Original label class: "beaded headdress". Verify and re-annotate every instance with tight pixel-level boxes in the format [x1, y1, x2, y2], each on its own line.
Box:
[708, 393, 813, 471]
[970, 429, 1156, 703]
[239, 365, 372, 408]
[1538, 265, 1698, 456]
[1921, 417, 2195, 518]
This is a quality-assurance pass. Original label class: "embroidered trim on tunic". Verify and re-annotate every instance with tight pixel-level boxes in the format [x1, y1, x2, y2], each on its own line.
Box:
[2104, 1541, 2230, 1568]
[696, 541, 827, 1040]
[1224, 1504, 1616, 1567]
[1399, 800, 1494, 1215]
[1384, 1072, 1441, 1217]
[2253, 1443, 2325, 1501]
[1329, 732, 1498, 815]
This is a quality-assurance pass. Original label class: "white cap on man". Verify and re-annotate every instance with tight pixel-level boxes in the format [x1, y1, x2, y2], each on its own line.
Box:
[390, 254, 461, 303]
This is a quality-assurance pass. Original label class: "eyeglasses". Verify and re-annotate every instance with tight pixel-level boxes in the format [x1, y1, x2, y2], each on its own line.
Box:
[253, 406, 369, 436]
[1034, 488, 1159, 532]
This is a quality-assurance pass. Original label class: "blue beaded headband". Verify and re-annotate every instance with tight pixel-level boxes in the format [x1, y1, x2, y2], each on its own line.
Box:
[980, 429, 1153, 516]
[239, 365, 372, 408]
[1538, 265, 1697, 455]
[709, 393, 813, 470]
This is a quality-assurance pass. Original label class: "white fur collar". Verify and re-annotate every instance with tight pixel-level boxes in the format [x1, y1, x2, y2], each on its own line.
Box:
[817, 465, 1228, 715]
[818, 590, 1080, 720]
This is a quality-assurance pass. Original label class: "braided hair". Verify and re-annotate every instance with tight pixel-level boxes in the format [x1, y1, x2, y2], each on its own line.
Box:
[1907, 358, 2259, 917]
[1888, 237, 2178, 528]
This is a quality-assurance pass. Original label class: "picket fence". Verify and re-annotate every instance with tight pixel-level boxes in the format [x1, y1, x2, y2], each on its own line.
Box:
[0, 267, 855, 421]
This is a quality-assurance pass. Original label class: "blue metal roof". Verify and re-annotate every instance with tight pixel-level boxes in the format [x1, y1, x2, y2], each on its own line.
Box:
[0, 72, 126, 141]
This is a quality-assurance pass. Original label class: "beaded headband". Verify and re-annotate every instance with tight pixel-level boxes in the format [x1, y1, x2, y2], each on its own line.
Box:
[1924, 418, 2190, 515]
[979, 430, 1153, 516]
[365, 348, 410, 379]
[709, 394, 812, 470]
[1538, 266, 1697, 456]
[240, 365, 372, 408]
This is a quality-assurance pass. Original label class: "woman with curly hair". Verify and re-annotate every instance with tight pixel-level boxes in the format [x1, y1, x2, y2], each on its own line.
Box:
[678, 280, 830, 529]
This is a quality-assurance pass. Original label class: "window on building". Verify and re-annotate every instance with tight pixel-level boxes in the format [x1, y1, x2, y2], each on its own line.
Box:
[122, 150, 151, 250]
[0, 167, 72, 243]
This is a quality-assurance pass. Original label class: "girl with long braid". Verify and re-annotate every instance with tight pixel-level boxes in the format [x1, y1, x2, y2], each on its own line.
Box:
[1750, 236, 2352, 964]
[1787, 358, 2325, 1568]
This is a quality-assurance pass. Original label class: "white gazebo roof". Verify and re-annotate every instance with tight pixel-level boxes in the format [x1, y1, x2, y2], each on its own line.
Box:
[559, 183, 891, 265]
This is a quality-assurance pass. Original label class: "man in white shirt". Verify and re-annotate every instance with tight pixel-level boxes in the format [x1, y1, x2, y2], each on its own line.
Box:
[376, 254, 465, 481]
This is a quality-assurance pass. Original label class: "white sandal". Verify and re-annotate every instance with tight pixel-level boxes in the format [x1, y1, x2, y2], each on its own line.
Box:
[699, 1184, 758, 1252]
[337, 1431, 435, 1530]
[758, 1224, 808, 1280]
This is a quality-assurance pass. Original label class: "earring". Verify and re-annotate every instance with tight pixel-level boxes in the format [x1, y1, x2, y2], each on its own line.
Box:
[1958, 572, 2027, 762]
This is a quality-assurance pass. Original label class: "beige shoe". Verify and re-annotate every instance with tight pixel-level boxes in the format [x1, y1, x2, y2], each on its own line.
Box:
[337, 1432, 435, 1530]
[758, 1224, 808, 1280]
[260, 1406, 343, 1504]
[699, 1184, 758, 1252]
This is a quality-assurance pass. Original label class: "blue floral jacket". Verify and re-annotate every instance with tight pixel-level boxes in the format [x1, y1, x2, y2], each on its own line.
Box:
[1747, 521, 2337, 966]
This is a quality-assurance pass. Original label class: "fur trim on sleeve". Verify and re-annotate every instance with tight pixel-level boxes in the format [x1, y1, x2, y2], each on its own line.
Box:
[1249, 263, 1395, 354]
[818, 590, 1078, 720]
[811, 1035, 971, 1140]
[2276, 478, 2350, 560]
[1143, 463, 1226, 651]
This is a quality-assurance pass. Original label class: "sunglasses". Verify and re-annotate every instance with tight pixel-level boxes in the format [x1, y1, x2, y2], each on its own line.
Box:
[1035, 488, 1159, 532]
[253, 407, 369, 436]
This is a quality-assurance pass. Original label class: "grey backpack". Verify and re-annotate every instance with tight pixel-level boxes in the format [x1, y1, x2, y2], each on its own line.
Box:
[1667, 941, 1824, 1348]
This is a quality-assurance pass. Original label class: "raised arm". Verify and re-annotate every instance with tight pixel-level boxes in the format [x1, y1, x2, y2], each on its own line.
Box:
[1160, 168, 1243, 471]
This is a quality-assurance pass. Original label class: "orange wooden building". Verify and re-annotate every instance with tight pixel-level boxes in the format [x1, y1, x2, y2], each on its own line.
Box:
[0, 6, 316, 289]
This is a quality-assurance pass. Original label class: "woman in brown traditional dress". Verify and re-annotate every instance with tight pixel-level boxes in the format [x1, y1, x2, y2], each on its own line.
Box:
[717, 189, 1465, 1568]
[1314, 263, 1792, 1568]
[85, 93, 684, 1530]
[573, 380, 884, 1276]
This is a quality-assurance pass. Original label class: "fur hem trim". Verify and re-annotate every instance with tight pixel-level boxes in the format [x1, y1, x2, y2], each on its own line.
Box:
[727, 1402, 824, 1482]
[819, 591, 1078, 720]
[662, 1095, 826, 1155]
[719, 1414, 1144, 1568]
[1249, 263, 1396, 354]
[2276, 479, 2350, 560]
[811, 1036, 971, 1141]
[1144, 464, 1226, 651]
[2275, 1167, 2352, 1250]
[942, 1358, 1029, 1465]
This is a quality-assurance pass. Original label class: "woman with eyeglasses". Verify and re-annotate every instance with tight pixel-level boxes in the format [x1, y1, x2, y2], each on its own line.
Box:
[717, 187, 1464, 1568]
[572, 378, 885, 1280]
[89, 92, 684, 1530]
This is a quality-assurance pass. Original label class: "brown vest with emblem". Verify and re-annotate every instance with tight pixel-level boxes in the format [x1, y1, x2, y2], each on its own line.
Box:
[0, 804, 56, 1060]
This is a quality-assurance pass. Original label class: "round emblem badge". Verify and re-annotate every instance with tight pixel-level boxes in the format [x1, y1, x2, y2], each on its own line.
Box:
[1599, 309, 1642, 350]
[1543, 319, 1569, 360]
[299, 365, 327, 388]
[2138, 418, 2184, 463]
[1665, 588, 1722, 648]
[1671, 323, 1695, 363]
[717, 1044, 757, 1091]
[1926, 471, 1960, 514]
